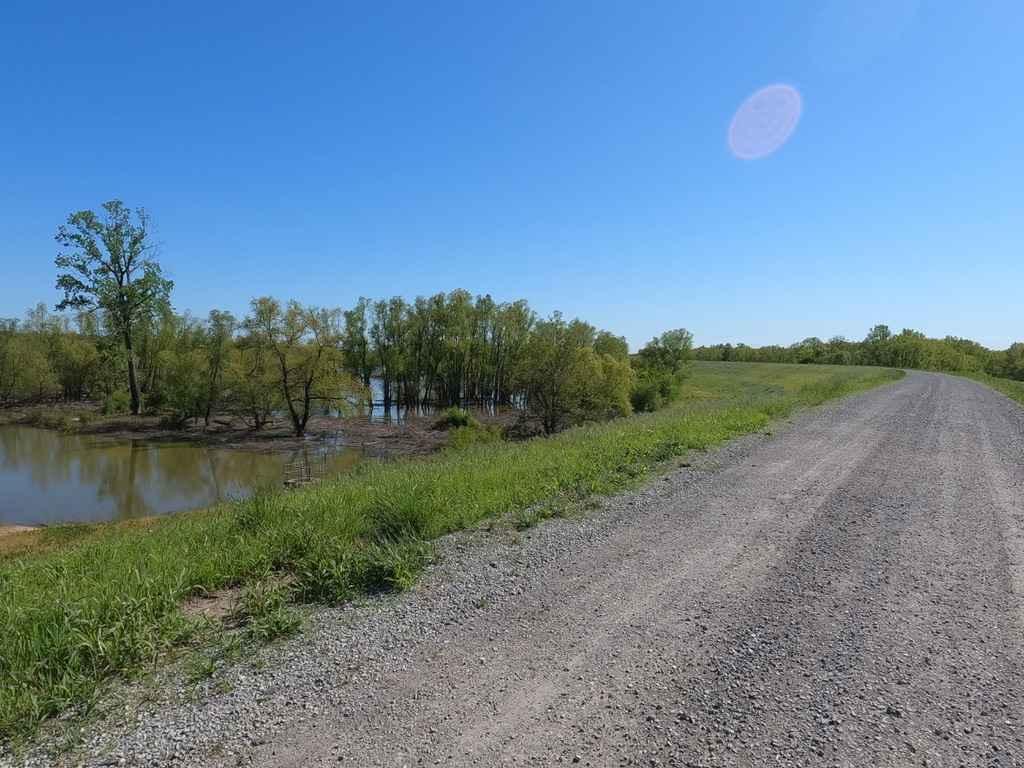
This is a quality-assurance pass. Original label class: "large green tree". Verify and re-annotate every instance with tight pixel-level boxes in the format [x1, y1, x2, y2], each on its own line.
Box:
[246, 297, 356, 436]
[54, 201, 172, 414]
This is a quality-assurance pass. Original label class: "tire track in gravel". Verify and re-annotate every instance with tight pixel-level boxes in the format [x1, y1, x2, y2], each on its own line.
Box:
[235, 373, 1024, 767]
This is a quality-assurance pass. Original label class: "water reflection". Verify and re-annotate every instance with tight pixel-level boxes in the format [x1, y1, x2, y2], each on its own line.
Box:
[0, 426, 361, 526]
[359, 378, 521, 424]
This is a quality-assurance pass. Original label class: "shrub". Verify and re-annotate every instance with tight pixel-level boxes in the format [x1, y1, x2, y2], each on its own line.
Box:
[630, 379, 664, 413]
[630, 370, 684, 412]
[447, 423, 504, 450]
[433, 406, 477, 430]
[102, 390, 132, 415]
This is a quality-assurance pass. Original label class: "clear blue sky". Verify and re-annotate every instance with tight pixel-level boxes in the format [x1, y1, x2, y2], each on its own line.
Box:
[2, 1, 1021, 349]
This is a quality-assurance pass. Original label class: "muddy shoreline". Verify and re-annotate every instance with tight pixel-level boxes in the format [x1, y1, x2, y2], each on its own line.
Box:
[0, 402, 457, 457]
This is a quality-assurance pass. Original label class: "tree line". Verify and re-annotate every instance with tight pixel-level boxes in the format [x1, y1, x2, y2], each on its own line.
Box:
[695, 324, 1024, 380]
[0, 201, 694, 437]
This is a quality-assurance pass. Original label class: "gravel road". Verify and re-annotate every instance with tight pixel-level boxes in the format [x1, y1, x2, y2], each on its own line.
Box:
[18, 372, 1024, 767]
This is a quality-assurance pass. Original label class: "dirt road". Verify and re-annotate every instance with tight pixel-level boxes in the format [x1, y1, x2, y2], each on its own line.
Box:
[55, 372, 1024, 767]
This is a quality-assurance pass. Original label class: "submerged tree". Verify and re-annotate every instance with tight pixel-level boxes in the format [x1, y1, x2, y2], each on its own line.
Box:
[54, 201, 172, 414]
[202, 310, 237, 426]
[246, 297, 358, 436]
[341, 298, 374, 394]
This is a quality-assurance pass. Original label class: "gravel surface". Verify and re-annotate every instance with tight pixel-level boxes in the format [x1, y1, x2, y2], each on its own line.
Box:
[10, 371, 1024, 767]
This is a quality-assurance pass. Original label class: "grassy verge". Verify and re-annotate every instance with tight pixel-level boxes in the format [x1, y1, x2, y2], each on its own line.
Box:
[0, 362, 902, 744]
[961, 371, 1024, 405]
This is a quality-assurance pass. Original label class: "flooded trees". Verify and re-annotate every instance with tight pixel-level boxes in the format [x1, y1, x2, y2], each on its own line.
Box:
[245, 298, 358, 436]
[341, 298, 374, 395]
[370, 297, 406, 415]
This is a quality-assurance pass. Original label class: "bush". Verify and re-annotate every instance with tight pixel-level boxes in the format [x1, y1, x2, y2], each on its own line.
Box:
[102, 390, 132, 415]
[630, 380, 664, 413]
[447, 423, 504, 450]
[630, 371, 683, 413]
[518, 316, 634, 434]
[433, 406, 477, 430]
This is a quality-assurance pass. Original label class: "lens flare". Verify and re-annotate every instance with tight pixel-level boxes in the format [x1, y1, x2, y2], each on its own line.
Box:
[728, 84, 803, 160]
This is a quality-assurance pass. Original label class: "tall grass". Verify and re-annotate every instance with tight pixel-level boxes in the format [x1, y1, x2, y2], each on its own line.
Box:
[0, 363, 902, 743]
[962, 371, 1024, 406]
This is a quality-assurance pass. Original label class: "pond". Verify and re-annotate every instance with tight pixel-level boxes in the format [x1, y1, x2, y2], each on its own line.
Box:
[0, 425, 361, 526]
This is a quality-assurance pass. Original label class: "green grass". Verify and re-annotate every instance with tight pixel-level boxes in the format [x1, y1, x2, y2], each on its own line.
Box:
[0, 362, 902, 744]
[961, 371, 1024, 405]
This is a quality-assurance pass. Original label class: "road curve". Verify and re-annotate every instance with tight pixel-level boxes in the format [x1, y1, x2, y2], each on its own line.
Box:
[54, 372, 1024, 768]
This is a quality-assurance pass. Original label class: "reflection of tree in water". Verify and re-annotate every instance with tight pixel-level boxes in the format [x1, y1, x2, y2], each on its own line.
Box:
[162, 446, 280, 502]
[204, 449, 284, 498]
[91, 442, 285, 521]
[0, 426, 363, 524]
[0, 427, 80, 490]
[282, 444, 362, 484]
[92, 441, 156, 520]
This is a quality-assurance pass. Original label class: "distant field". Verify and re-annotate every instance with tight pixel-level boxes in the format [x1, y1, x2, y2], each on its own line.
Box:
[0, 361, 903, 744]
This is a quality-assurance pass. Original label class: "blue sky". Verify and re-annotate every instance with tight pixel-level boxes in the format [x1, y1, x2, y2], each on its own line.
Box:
[2, 1, 1021, 349]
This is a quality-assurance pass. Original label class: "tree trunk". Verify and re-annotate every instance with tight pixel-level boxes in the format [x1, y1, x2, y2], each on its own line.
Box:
[124, 328, 141, 415]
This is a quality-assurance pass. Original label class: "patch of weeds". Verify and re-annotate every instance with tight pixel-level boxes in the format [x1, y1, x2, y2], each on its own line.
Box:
[367, 482, 434, 540]
[35, 524, 94, 547]
[236, 580, 301, 643]
[447, 423, 503, 450]
[353, 540, 433, 593]
[185, 652, 218, 686]
[432, 406, 477, 430]
[511, 505, 555, 531]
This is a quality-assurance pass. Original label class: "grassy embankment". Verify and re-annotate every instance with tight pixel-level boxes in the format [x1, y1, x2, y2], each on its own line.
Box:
[0, 362, 903, 744]
[963, 371, 1024, 406]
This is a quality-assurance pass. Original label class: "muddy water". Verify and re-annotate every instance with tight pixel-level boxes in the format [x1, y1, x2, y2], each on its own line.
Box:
[0, 426, 361, 526]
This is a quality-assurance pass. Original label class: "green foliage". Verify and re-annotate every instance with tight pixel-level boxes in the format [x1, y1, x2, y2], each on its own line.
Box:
[631, 371, 683, 413]
[447, 423, 504, 450]
[101, 390, 132, 416]
[516, 313, 634, 434]
[593, 331, 630, 360]
[961, 372, 1024, 405]
[988, 343, 1024, 381]
[0, 362, 901, 742]
[0, 332, 56, 403]
[569, 347, 634, 422]
[236, 581, 301, 643]
[433, 406, 477, 430]
[245, 298, 359, 436]
[695, 323, 1022, 381]
[341, 298, 374, 390]
[636, 328, 694, 375]
[628, 328, 693, 413]
[55, 201, 173, 414]
[157, 347, 208, 424]
[222, 342, 282, 430]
